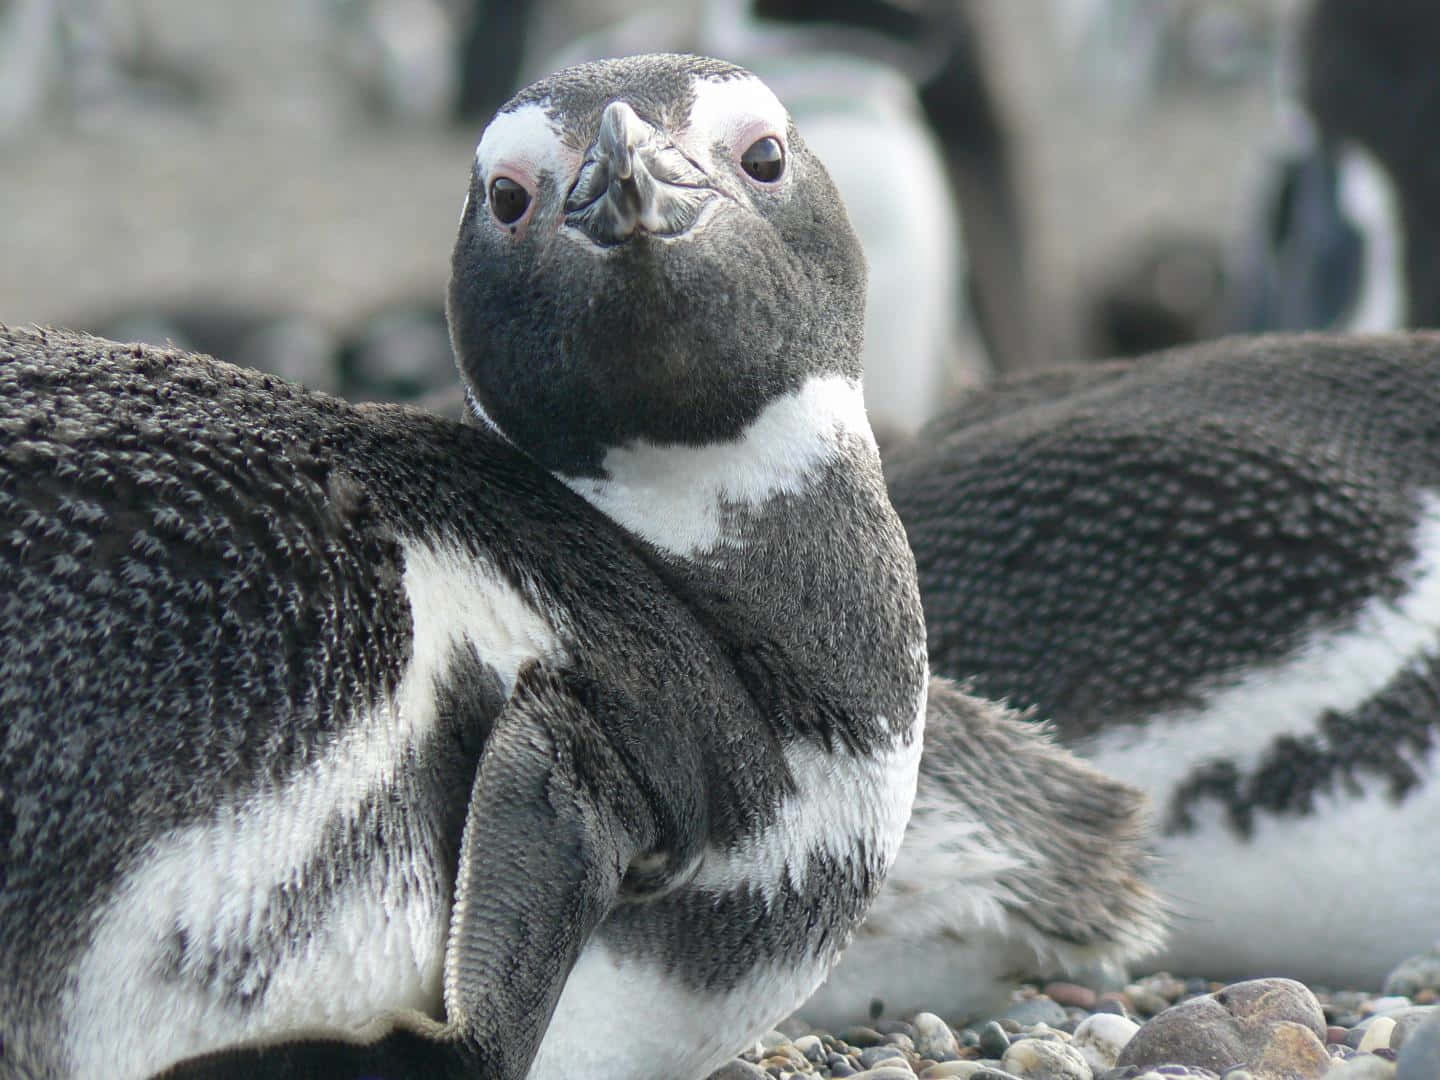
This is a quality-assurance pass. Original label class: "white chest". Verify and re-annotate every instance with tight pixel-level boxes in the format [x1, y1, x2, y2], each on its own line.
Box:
[62, 538, 566, 1079]
[531, 697, 927, 1079]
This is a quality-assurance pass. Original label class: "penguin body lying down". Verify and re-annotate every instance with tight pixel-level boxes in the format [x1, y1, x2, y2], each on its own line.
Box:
[887, 333, 1440, 990]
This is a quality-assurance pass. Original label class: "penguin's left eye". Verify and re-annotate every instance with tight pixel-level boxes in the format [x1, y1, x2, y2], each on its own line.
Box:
[741, 137, 785, 183]
[489, 177, 532, 225]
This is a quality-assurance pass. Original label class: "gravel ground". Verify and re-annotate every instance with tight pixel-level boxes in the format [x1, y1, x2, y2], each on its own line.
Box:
[705, 966, 1440, 1080]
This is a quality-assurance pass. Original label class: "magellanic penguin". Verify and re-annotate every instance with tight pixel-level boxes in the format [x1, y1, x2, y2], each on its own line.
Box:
[1227, 0, 1438, 335]
[0, 54, 933, 1080]
[885, 333, 1440, 990]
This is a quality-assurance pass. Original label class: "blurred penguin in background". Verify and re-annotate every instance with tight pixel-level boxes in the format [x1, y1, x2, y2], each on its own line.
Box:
[1229, 0, 1440, 334]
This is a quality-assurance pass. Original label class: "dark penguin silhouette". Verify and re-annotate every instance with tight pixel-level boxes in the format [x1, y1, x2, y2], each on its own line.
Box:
[1231, 0, 1440, 334]
[0, 54, 930, 1079]
[886, 333, 1440, 987]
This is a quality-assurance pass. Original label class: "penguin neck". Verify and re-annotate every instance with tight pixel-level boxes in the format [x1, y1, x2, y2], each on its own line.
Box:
[558, 374, 871, 557]
[560, 373, 927, 750]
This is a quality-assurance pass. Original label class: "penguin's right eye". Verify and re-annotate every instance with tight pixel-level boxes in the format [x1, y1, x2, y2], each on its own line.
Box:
[489, 178, 532, 225]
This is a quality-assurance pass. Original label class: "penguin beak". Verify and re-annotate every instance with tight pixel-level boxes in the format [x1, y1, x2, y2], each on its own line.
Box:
[564, 100, 716, 246]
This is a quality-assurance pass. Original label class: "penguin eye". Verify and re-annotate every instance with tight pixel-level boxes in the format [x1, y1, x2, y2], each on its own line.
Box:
[489, 177, 532, 225]
[740, 137, 785, 183]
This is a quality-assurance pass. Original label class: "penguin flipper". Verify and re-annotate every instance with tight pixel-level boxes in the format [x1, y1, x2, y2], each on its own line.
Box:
[155, 661, 670, 1080]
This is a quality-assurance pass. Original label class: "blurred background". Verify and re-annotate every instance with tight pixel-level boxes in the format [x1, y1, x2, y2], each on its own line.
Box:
[1, 0, 1425, 434]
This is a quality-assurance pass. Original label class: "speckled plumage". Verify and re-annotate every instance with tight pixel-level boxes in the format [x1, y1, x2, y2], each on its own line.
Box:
[886, 332, 1440, 984]
[0, 53, 929, 1080]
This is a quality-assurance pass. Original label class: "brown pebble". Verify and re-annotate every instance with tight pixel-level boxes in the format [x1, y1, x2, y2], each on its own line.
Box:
[1326, 1025, 1349, 1045]
[1044, 981, 1099, 1010]
[1099, 991, 1134, 1012]
[1417, 989, 1438, 1005]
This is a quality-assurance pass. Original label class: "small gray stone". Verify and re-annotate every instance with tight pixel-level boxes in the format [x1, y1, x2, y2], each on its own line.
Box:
[707, 1060, 769, 1080]
[860, 1045, 909, 1068]
[1116, 978, 1328, 1078]
[1384, 943, 1440, 1000]
[1005, 998, 1072, 1029]
[1001, 1036, 1093, 1080]
[1357, 1018, 1397, 1054]
[793, 1034, 826, 1064]
[981, 1021, 1015, 1058]
[845, 1026, 889, 1048]
[913, 1012, 962, 1061]
[879, 1020, 919, 1038]
[1073, 1013, 1141, 1073]
[1327, 1055, 1399, 1080]
[1126, 989, 1174, 1018]
[1396, 1006, 1440, 1080]
[1359, 1007, 1440, 1049]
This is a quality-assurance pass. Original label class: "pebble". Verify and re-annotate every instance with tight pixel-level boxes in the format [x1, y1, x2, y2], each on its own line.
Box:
[793, 1034, 826, 1064]
[1115, 978, 1329, 1077]
[1047, 984, 1101, 1011]
[1005, 999, 1072, 1030]
[1326, 1056, 1398, 1080]
[1124, 988, 1173, 1018]
[1001, 1037, 1093, 1079]
[710, 975, 1436, 1080]
[709, 1060, 770, 1079]
[1395, 1007, 1440, 1080]
[1357, 1018, 1397, 1054]
[913, 1013, 962, 1061]
[1357, 1007, 1440, 1048]
[861, 1046, 910, 1069]
[981, 1021, 1015, 1058]
[1073, 1013, 1141, 1073]
[845, 1027, 890, 1048]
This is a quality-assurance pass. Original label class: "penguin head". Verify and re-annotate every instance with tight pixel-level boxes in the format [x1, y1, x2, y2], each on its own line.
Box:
[447, 53, 867, 479]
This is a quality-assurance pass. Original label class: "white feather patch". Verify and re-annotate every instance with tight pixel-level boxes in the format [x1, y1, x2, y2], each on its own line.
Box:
[563, 374, 873, 557]
[64, 538, 564, 1078]
[529, 683, 927, 1077]
[475, 101, 581, 191]
[681, 71, 790, 175]
[1338, 140, 1408, 333]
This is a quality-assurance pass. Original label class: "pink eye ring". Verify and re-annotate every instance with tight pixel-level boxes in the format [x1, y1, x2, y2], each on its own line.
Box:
[740, 137, 784, 183]
[490, 177, 532, 225]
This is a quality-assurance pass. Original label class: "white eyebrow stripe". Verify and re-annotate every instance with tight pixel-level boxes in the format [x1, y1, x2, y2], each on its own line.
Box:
[681, 74, 790, 171]
[475, 102, 580, 187]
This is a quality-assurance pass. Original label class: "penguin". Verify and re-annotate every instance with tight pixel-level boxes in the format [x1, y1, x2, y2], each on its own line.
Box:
[1227, 0, 1438, 335]
[884, 332, 1440, 990]
[530, 0, 1030, 438]
[0, 54, 932, 1080]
